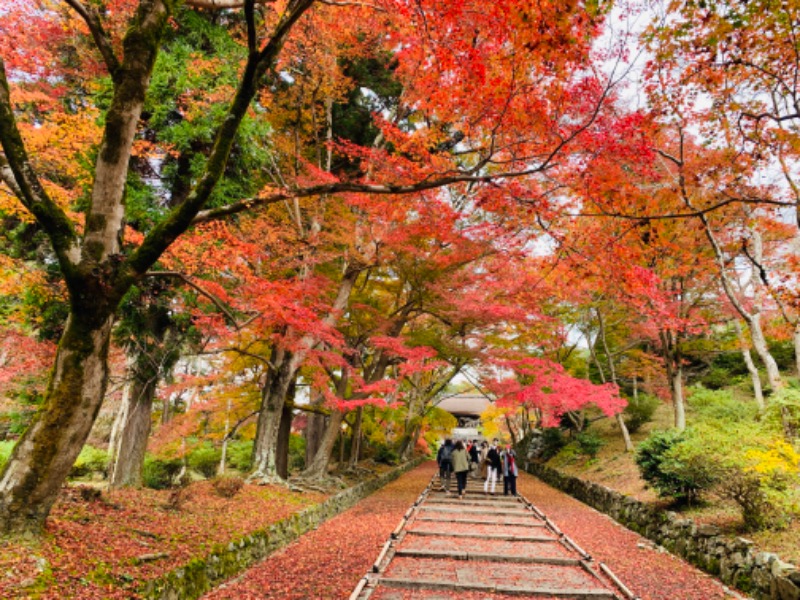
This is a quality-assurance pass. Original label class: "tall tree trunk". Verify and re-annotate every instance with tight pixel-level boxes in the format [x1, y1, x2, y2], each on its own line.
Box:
[736, 321, 765, 411]
[0, 310, 115, 534]
[108, 376, 157, 488]
[794, 321, 800, 378]
[596, 309, 634, 452]
[305, 412, 327, 466]
[276, 402, 293, 479]
[348, 407, 363, 468]
[302, 410, 344, 479]
[251, 348, 298, 480]
[250, 269, 358, 481]
[661, 329, 686, 431]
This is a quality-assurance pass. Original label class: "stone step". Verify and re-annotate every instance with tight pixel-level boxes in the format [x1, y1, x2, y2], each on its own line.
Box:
[393, 549, 582, 566]
[415, 515, 542, 526]
[420, 506, 530, 516]
[378, 557, 617, 599]
[404, 530, 559, 543]
[375, 578, 619, 599]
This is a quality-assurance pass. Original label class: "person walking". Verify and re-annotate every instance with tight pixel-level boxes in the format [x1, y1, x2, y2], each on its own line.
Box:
[468, 439, 479, 477]
[436, 439, 454, 494]
[479, 441, 489, 479]
[501, 444, 518, 496]
[451, 440, 470, 500]
[483, 439, 501, 496]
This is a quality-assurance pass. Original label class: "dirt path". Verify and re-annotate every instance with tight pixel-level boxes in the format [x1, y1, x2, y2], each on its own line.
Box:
[203, 463, 743, 599]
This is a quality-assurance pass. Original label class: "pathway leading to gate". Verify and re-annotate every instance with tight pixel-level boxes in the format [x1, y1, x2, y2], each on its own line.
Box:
[351, 475, 631, 598]
[204, 462, 743, 599]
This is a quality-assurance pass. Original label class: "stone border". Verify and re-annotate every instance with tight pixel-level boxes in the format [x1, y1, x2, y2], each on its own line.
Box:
[141, 457, 426, 600]
[522, 461, 800, 600]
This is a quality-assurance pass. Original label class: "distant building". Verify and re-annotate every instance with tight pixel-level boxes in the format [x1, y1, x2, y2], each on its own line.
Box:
[435, 394, 492, 440]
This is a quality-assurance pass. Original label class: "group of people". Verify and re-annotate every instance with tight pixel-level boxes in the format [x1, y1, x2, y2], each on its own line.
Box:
[435, 438, 519, 499]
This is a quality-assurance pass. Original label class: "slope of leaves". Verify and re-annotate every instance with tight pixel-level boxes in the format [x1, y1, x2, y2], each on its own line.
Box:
[0, 481, 326, 599]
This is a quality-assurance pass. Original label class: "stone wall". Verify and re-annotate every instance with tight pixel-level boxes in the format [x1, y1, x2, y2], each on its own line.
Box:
[523, 462, 800, 600]
[141, 457, 426, 600]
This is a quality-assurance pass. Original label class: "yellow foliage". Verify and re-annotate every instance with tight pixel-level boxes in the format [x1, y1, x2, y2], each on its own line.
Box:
[745, 440, 800, 480]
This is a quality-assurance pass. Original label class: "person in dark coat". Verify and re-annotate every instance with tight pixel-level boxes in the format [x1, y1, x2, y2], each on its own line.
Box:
[468, 439, 479, 477]
[436, 438, 454, 493]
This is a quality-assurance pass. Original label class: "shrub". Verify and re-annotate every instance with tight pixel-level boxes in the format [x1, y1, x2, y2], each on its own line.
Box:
[187, 443, 221, 478]
[142, 456, 182, 489]
[225, 440, 254, 472]
[374, 444, 399, 465]
[700, 367, 735, 391]
[70, 445, 109, 478]
[576, 431, 605, 458]
[635, 429, 714, 503]
[623, 394, 660, 433]
[686, 386, 757, 423]
[211, 475, 245, 498]
[669, 424, 800, 530]
[537, 427, 567, 461]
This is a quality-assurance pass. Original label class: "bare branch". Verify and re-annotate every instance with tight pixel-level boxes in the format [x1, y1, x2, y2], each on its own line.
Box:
[63, 0, 121, 79]
[147, 271, 244, 329]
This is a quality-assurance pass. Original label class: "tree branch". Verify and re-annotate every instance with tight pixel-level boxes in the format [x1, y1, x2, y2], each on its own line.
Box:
[0, 59, 80, 269]
[63, 0, 121, 80]
[147, 271, 244, 329]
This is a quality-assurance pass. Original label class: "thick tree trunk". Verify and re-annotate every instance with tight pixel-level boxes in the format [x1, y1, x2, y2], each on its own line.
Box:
[251, 349, 297, 480]
[276, 402, 293, 479]
[348, 407, 363, 467]
[305, 412, 327, 466]
[302, 410, 344, 479]
[108, 376, 156, 488]
[0, 310, 115, 534]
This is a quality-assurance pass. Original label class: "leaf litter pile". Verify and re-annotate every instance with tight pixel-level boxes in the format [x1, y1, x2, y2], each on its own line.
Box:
[0, 481, 325, 599]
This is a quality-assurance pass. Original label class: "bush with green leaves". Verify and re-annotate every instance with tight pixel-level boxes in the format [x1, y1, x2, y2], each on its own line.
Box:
[187, 443, 222, 478]
[576, 430, 605, 458]
[635, 429, 715, 504]
[70, 445, 109, 478]
[225, 439, 254, 472]
[374, 444, 399, 465]
[670, 423, 800, 530]
[686, 386, 758, 423]
[623, 394, 660, 433]
[536, 427, 567, 461]
[142, 456, 183, 489]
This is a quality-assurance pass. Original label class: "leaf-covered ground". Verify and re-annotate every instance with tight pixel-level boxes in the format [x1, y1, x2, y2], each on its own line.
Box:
[203, 462, 437, 599]
[0, 481, 326, 599]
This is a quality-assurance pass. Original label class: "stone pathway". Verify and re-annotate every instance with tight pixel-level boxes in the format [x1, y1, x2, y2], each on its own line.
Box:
[350, 476, 636, 599]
